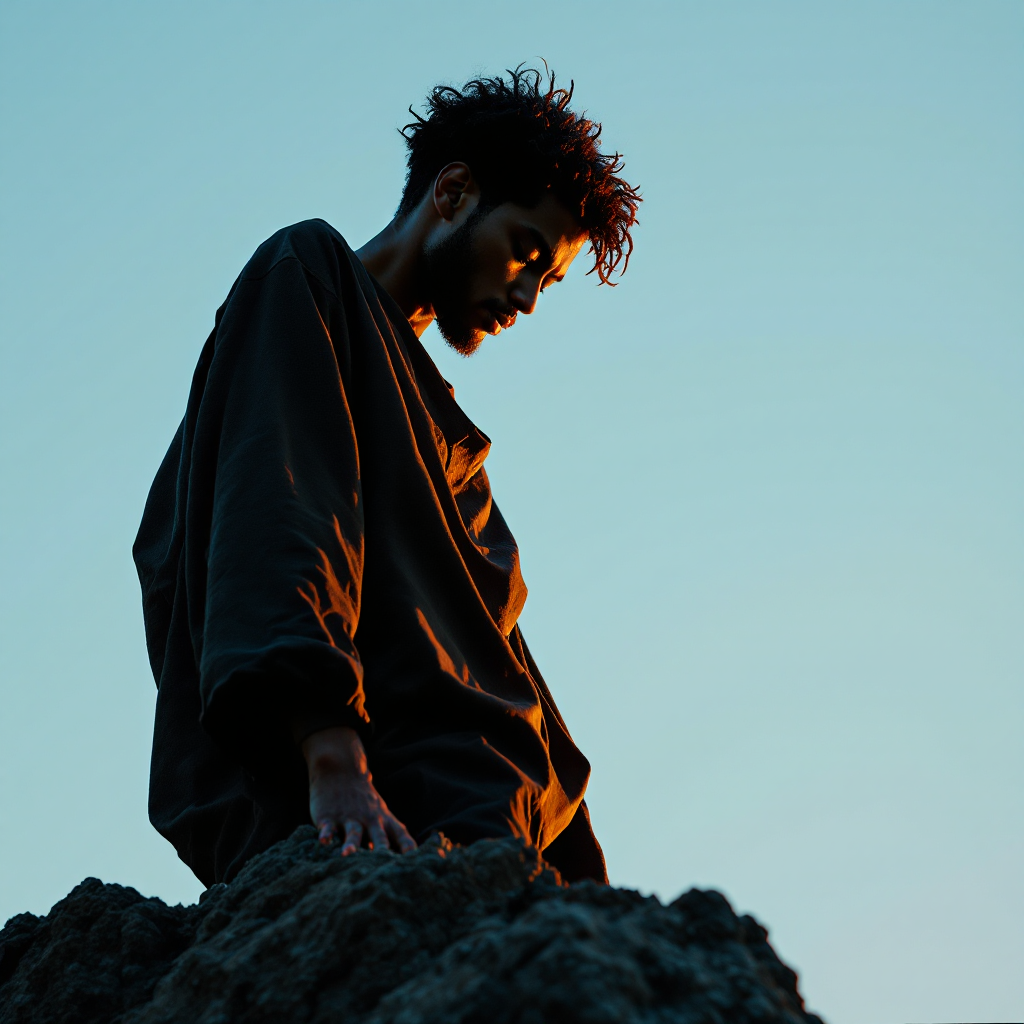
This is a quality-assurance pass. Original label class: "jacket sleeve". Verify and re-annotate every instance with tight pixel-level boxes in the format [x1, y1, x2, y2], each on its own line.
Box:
[187, 253, 367, 776]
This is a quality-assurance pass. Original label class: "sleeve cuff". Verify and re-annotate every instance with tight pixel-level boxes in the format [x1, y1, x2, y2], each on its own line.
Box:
[290, 705, 371, 746]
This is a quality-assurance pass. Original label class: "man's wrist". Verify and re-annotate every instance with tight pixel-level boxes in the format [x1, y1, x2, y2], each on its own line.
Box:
[299, 725, 368, 780]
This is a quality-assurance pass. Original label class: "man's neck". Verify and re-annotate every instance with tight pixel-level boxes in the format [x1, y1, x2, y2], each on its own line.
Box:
[356, 215, 435, 337]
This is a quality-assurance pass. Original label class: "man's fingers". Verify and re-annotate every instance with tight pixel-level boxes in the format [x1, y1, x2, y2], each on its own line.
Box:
[317, 821, 337, 846]
[367, 818, 389, 853]
[341, 819, 363, 856]
[385, 814, 417, 854]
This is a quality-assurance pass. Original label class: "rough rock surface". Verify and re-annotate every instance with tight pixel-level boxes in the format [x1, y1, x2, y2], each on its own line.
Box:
[0, 828, 824, 1023]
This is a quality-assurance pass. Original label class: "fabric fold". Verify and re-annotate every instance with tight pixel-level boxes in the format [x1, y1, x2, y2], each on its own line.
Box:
[134, 218, 606, 885]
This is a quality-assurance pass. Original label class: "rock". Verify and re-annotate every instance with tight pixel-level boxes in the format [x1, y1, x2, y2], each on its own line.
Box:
[0, 880, 200, 1023]
[0, 829, 824, 1023]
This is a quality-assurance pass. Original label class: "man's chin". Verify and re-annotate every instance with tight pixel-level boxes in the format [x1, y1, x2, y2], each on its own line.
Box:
[436, 317, 484, 357]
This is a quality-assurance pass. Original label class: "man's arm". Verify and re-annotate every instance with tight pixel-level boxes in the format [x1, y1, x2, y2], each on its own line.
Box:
[193, 249, 371, 775]
[297, 726, 416, 855]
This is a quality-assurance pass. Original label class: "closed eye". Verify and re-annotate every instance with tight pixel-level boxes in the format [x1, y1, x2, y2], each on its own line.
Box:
[513, 241, 542, 267]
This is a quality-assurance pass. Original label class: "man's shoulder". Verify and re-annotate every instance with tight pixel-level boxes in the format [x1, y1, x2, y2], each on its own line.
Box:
[241, 219, 360, 295]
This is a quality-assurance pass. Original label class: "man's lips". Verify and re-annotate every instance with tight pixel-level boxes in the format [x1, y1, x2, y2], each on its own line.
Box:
[482, 309, 517, 335]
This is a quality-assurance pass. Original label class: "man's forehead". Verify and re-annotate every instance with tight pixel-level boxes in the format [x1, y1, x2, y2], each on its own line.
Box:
[526, 194, 585, 237]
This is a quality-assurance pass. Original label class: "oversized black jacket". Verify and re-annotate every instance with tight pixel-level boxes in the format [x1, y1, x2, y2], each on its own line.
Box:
[134, 220, 605, 886]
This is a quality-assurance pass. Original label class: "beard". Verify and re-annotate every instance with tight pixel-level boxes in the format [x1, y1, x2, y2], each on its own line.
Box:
[420, 207, 488, 356]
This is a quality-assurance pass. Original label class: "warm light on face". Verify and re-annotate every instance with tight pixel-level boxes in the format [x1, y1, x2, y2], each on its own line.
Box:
[427, 193, 586, 355]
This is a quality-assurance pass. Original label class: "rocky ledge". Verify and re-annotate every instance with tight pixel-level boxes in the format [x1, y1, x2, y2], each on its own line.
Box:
[0, 828, 823, 1023]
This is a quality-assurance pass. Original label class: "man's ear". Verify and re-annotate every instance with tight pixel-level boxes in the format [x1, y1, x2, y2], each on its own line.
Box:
[433, 162, 479, 222]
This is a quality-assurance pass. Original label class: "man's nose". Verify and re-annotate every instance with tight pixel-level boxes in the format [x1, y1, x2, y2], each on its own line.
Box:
[510, 275, 542, 316]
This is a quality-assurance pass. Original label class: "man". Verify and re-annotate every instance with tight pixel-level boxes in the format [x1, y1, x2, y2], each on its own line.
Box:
[134, 68, 640, 887]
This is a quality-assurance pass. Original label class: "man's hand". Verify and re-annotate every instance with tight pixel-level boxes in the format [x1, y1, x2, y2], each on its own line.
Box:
[299, 726, 417, 856]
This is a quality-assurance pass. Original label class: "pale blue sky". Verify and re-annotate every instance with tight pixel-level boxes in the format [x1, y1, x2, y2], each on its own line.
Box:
[0, 3, 1021, 1022]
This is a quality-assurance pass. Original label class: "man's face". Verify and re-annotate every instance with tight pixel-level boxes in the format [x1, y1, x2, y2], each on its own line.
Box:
[421, 192, 588, 355]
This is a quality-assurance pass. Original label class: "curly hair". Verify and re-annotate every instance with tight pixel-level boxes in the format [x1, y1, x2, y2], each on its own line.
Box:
[398, 66, 641, 285]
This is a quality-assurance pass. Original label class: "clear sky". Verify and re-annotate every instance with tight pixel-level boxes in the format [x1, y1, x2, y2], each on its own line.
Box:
[0, 3, 1021, 1021]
